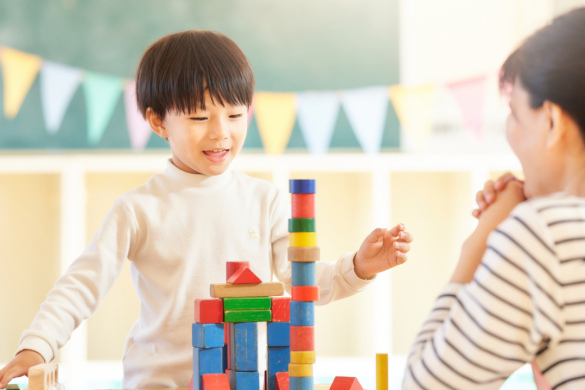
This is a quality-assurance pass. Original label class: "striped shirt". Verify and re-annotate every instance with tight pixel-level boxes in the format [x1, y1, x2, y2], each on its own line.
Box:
[403, 193, 585, 390]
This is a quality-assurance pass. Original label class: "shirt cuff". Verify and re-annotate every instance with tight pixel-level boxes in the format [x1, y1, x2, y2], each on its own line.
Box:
[17, 335, 53, 364]
[339, 251, 376, 290]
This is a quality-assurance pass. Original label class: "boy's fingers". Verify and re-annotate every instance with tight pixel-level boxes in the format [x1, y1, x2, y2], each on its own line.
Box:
[394, 241, 410, 253]
[483, 180, 496, 203]
[387, 223, 404, 237]
[364, 227, 387, 243]
[395, 251, 408, 264]
[476, 191, 487, 210]
[398, 231, 413, 243]
[495, 172, 517, 190]
[472, 209, 481, 219]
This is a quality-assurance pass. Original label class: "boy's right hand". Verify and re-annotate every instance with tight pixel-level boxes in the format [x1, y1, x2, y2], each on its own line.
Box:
[472, 172, 522, 218]
[0, 350, 45, 389]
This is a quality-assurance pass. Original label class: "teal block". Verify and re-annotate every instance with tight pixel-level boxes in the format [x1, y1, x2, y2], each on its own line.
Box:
[292, 262, 316, 286]
[290, 301, 314, 326]
[290, 376, 314, 390]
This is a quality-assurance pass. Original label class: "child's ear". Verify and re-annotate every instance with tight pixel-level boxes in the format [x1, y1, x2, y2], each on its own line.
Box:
[146, 108, 168, 138]
[545, 101, 569, 149]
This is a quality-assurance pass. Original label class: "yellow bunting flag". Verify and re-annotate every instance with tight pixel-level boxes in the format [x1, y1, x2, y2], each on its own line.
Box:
[1, 48, 43, 119]
[389, 85, 437, 152]
[253, 92, 297, 155]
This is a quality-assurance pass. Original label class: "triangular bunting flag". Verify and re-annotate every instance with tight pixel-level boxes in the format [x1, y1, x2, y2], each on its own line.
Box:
[446, 75, 488, 139]
[253, 92, 297, 155]
[341, 86, 388, 154]
[40, 61, 83, 134]
[83, 72, 122, 145]
[297, 91, 340, 155]
[389, 85, 437, 152]
[124, 81, 152, 150]
[227, 267, 262, 284]
[1, 47, 42, 119]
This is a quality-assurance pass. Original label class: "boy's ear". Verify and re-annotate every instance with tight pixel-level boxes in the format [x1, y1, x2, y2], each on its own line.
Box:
[545, 101, 569, 149]
[146, 108, 168, 138]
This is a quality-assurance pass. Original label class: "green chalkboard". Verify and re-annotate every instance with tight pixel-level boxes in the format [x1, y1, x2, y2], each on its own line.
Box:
[0, 0, 399, 151]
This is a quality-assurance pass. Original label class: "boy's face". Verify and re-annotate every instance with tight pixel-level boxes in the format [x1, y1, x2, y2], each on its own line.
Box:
[148, 91, 248, 176]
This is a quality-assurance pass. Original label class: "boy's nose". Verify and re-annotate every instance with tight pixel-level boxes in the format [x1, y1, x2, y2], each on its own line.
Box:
[210, 120, 229, 139]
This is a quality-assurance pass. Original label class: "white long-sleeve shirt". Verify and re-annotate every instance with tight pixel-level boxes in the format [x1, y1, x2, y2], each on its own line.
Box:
[404, 193, 585, 390]
[17, 160, 372, 389]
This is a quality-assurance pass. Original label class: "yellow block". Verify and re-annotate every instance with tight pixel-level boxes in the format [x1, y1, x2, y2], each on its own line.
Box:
[376, 353, 388, 390]
[290, 351, 316, 364]
[289, 232, 318, 247]
[288, 363, 313, 377]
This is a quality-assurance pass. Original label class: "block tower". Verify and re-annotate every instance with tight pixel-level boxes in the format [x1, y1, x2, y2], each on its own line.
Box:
[288, 179, 319, 390]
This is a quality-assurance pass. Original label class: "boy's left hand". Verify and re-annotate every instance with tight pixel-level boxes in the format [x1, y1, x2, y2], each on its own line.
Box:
[353, 224, 413, 280]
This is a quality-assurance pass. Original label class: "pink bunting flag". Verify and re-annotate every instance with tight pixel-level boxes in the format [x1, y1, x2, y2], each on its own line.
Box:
[124, 81, 152, 150]
[446, 75, 488, 140]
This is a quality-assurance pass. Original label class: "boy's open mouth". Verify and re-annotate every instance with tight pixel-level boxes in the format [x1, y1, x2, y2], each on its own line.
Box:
[203, 149, 229, 163]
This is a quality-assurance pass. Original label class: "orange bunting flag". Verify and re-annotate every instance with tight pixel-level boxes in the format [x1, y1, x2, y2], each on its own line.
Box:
[253, 92, 298, 155]
[1, 47, 43, 119]
[389, 85, 437, 152]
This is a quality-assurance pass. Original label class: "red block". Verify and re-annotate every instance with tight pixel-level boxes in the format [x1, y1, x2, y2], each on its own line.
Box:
[330, 377, 363, 390]
[188, 376, 193, 390]
[290, 326, 314, 351]
[202, 373, 230, 390]
[291, 194, 315, 218]
[194, 299, 224, 323]
[271, 297, 291, 322]
[227, 266, 262, 284]
[226, 261, 250, 281]
[291, 286, 320, 302]
[275, 372, 290, 390]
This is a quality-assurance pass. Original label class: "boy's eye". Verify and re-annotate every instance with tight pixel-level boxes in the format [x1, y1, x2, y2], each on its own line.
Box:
[229, 114, 244, 119]
[190, 117, 207, 121]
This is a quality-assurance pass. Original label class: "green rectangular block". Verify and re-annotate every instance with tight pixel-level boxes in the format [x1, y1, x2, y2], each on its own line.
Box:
[224, 309, 272, 323]
[224, 297, 271, 310]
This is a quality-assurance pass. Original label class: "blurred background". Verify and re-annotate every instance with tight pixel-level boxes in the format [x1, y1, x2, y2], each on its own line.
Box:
[1, 0, 584, 388]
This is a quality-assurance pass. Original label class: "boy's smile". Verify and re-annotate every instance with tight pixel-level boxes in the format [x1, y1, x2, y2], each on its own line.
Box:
[147, 91, 248, 176]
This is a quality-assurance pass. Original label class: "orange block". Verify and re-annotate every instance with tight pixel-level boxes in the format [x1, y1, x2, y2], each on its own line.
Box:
[291, 194, 315, 218]
[292, 286, 320, 301]
[202, 373, 230, 390]
[330, 377, 363, 390]
[290, 325, 314, 351]
[275, 372, 289, 390]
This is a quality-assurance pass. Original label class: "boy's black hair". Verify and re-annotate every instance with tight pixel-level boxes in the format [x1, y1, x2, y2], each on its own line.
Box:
[500, 7, 585, 139]
[136, 30, 255, 120]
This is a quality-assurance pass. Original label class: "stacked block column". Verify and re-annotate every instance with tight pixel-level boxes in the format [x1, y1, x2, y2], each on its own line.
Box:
[288, 179, 319, 390]
[193, 299, 225, 390]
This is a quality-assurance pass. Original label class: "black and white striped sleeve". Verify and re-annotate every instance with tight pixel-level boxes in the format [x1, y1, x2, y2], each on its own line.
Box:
[403, 202, 564, 390]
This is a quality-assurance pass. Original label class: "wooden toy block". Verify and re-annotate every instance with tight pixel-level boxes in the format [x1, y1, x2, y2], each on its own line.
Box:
[224, 323, 231, 370]
[230, 322, 258, 371]
[287, 247, 320, 263]
[6, 384, 21, 389]
[227, 266, 262, 284]
[224, 309, 272, 323]
[194, 299, 224, 324]
[290, 301, 314, 326]
[290, 351, 316, 364]
[289, 376, 313, 390]
[288, 218, 316, 233]
[193, 347, 223, 390]
[289, 232, 318, 247]
[291, 262, 316, 286]
[271, 297, 291, 322]
[291, 286, 320, 302]
[291, 194, 315, 218]
[192, 323, 224, 348]
[223, 297, 271, 310]
[210, 282, 285, 298]
[275, 372, 290, 390]
[376, 353, 388, 390]
[226, 261, 250, 281]
[201, 373, 230, 390]
[222, 344, 228, 372]
[330, 377, 363, 390]
[267, 321, 290, 347]
[289, 179, 316, 194]
[267, 347, 290, 390]
[289, 326, 314, 351]
[27, 363, 63, 390]
[288, 363, 313, 377]
[189, 376, 194, 390]
[228, 370, 260, 390]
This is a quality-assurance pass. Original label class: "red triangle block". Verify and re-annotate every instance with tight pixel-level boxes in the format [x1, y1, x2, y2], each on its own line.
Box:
[330, 376, 363, 390]
[227, 266, 262, 284]
[275, 372, 289, 390]
[202, 373, 230, 390]
[188, 376, 193, 390]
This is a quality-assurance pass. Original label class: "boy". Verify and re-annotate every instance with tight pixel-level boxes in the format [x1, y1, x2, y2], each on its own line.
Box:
[0, 31, 412, 389]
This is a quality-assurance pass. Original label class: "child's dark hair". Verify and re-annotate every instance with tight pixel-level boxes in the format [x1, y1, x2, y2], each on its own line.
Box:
[136, 30, 255, 120]
[499, 7, 585, 139]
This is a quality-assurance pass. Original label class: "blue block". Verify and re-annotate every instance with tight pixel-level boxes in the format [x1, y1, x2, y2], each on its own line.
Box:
[290, 301, 314, 326]
[193, 347, 223, 390]
[230, 322, 258, 371]
[229, 370, 260, 390]
[289, 179, 316, 194]
[192, 323, 224, 348]
[267, 347, 290, 390]
[292, 262, 316, 286]
[267, 322, 290, 346]
[290, 376, 314, 390]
